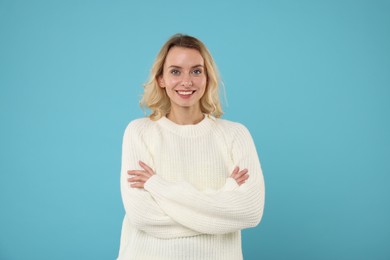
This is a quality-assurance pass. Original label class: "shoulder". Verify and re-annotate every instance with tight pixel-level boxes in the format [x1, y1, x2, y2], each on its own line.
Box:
[213, 118, 258, 154]
[214, 117, 250, 135]
[212, 117, 255, 146]
[126, 117, 154, 129]
[123, 117, 156, 138]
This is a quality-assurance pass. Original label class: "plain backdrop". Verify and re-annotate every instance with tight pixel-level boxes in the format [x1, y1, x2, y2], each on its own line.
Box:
[1, 0, 389, 259]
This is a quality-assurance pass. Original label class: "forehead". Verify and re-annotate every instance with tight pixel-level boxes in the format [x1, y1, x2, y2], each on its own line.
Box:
[164, 47, 204, 66]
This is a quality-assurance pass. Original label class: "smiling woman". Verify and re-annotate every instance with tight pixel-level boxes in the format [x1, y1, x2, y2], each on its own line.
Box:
[140, 34, 222, 123]
[117, 34, 265, 260]
[158, 47, 207, 123]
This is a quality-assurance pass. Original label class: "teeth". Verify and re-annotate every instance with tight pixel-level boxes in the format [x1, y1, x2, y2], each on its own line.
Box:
[177, 91, 193, 95]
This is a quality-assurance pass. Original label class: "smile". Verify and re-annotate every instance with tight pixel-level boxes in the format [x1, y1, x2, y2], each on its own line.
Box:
[176, 90, 196, 96]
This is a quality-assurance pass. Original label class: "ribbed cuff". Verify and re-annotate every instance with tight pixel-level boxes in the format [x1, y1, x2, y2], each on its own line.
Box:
[144, 174, 164, 192]
[223, 177, 239, 191]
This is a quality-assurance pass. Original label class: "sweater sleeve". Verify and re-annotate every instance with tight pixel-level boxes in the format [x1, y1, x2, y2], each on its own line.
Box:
[120, 120, 200, 239]
[144, 124, 265, 235]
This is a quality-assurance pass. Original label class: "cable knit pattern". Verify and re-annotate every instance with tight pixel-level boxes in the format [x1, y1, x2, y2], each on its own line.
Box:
[117, 115, 265, 260]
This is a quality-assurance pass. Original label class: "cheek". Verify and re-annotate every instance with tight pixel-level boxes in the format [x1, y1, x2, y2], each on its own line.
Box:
[163, 75, 180, 87]
[196, 77, 207, 89]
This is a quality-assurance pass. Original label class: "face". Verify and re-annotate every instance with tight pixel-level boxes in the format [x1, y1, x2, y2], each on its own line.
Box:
[159, 47, 207, 113]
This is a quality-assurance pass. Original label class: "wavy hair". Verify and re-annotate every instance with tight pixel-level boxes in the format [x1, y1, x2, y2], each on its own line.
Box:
[140, 33, 223, 121]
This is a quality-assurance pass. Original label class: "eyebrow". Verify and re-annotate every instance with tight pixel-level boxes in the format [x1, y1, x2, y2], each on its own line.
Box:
[168, 64, 204, 69]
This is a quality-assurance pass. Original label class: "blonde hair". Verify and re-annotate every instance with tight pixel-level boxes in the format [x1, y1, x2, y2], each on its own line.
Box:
[140, 33, 223, 121]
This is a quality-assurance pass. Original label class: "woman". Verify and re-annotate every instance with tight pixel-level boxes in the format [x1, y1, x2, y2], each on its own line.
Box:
[117, 34, 265, 260]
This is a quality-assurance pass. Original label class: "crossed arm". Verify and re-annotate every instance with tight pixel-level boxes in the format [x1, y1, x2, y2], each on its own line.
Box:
[120, 121, 265, 238]
[128, 161, 249, 188]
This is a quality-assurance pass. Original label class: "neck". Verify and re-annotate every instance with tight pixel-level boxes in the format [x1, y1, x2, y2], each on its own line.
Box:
[167, 107, 204, 125]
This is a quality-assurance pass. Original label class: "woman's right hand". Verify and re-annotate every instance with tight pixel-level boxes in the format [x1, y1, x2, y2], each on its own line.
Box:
[230, 166, 249, 185]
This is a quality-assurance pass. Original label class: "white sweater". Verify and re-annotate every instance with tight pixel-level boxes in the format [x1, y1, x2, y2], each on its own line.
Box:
[117, 115, 265, 260]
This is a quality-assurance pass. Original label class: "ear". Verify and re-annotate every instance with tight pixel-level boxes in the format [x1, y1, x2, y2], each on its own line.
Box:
[158, 76, 165, 88]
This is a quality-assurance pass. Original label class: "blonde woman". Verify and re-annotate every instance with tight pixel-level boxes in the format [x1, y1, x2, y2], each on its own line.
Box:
[117, 34, 265, 260]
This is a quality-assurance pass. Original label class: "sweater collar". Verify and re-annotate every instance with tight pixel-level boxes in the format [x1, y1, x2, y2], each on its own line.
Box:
[157, 114, 216, 137]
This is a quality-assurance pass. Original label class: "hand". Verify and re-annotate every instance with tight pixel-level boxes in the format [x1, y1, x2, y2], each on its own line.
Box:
[230, 166, 249, 186]
[127, 161, 155, 189]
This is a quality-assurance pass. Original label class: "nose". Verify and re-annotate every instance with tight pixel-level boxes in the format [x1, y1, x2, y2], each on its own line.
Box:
[181, 81, 192, 87]
[180, 73, 193, 88]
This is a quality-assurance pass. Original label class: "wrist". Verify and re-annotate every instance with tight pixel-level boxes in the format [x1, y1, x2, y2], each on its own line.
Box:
[144, 174, 159, 191]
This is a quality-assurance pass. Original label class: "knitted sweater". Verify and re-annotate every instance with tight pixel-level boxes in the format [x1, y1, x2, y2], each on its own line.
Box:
[117, 115, 265, 260]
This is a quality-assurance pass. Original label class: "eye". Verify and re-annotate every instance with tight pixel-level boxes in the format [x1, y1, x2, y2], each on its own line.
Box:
[170, 69, 180, 76]
[192, 68, 203, 75]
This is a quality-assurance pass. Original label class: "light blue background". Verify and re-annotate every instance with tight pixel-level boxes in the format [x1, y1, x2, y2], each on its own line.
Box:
[1, 0, 389, 259]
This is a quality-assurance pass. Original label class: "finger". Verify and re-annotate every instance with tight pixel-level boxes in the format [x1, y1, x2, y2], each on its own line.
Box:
[139, 161, 154, 176]
[235, 169, 248, 179]
[130, 182, 145, 188]
[128, 176, 149, 182]
[236, 178, 246, 185]
[128, 170, 145, 175]
[237, 180, 246, 186]
[235, 173, 249, 184]
[230, 166, 240, 178]
[128, 170, 148, 177]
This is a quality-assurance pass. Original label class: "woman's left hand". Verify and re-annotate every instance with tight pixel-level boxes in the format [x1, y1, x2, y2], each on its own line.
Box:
[127, 161, 155, 188]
